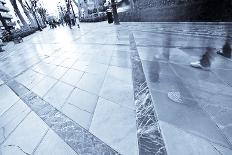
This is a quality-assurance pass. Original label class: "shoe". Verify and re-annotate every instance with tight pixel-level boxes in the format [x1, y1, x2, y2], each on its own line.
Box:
[190, 61, 210, 70]
[217, 50, 231, 58]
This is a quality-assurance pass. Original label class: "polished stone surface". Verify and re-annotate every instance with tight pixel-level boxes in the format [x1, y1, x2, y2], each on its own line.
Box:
[0, 70, 119, 155]
[0, 85, 20, 116]
[0, 100, 31, 145]
[0, 23, 138, 155]
[90, 98, 138, 155]
[43, 81, 74, 109]
[127, 22, 232, 154]
[129, 33, 167, 155]
[1, 112, 48, 155]
[1, 22, 232, 155]
[34, 129, 78, 155]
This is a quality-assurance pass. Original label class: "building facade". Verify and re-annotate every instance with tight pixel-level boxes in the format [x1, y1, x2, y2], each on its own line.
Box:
[120, 0, 232, 21]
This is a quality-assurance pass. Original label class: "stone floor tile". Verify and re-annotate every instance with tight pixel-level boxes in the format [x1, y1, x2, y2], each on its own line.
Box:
[49, 66, 69, 80]
[76, 73, 105, 95]
[150, 90, 231, 148]
[32, 63, 57, 75]
[44, 81, 74, 109]
[34, 129, 78, 155]
[90, 54, 112, 65]
[160, 121, 223, 155]
[31, 76, 57, 98]
[60, 69, 84, 86]
[110, 56, 131, 68]
[71, 60, 89, 72]
[100, 75, 134, 109]
[59, 58, 77, 68]
[0, 100, 31, 144]
[1, 112, 48, 155]
[90, 98, 138, 155]
[0, 85, 20, 116]
[86, 62, 108, 75]
[15, 69, 44, 89]
[106, 66, 132, 84]
[62, 103, 93, 130]
[67, 88, 98, 114]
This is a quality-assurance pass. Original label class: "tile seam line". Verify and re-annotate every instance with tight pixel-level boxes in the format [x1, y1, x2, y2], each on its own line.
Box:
[6, 82, 118, 155]
[0, 111, 32, 146]
[31, 128, 50, 155]
[0, 70, 120, 155]
[209, 141, 224, 155]
[40, 57, 78, 99]
[0, 99, 21, 118]
[88, 45, 112, 131]
[2, 46, 62, 80]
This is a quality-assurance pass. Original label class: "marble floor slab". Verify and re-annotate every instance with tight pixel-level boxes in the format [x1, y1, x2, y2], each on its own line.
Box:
[76, 72, 105, 95]
[31, 76, 58, 98]
[34, 129, 78, 155]
[0, 85, 20, 116]
[60, 69, 84, 86]
[130, 22, 232, 154]
[1, 22, 232, 155]
[90, 97, 138, 155]
[43, 81, 74, 109]
[1, 112, 48, 155]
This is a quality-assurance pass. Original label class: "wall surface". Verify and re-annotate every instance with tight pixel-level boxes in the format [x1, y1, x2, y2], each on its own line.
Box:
[119, 0, 232, 22]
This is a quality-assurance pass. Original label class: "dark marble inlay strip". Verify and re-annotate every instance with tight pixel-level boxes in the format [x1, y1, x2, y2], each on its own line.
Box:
[0, 70, 119, 155]
[129, 33, 167, 155]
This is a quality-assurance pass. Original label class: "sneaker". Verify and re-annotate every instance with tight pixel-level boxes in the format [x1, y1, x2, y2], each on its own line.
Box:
[217, 50, 231, 58]
[190, 61, 210, 70]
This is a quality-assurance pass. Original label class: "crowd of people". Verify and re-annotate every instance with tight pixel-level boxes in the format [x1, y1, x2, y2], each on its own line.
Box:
[48, 11, 80, 29]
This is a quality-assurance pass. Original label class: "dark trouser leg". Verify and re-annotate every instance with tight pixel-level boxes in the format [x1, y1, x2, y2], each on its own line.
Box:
[222, 42, 231, 58]
[200, 50, 212, 67]
[200, 53, 211, 67]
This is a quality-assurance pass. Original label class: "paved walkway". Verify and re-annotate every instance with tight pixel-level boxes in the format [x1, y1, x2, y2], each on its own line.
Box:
[0, 22, 232, 155]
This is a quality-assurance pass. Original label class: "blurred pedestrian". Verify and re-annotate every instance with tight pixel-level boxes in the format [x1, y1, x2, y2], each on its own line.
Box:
[64, 11, 72, 29]
[190, 0, 232, 71]
[217, 36, 231, 58]
[190, 24, 231, 70]
[190, 47, 213, 70]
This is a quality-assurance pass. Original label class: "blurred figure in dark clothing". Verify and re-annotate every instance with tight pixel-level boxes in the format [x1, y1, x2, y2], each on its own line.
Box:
[190, 0, 232, 70]
[217, 36, 231, 58]
[190, 47, 213, 70]
[64, 11, 72, 29]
